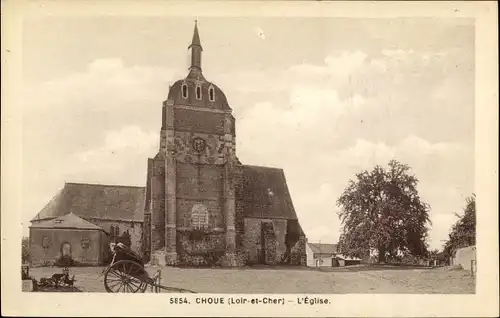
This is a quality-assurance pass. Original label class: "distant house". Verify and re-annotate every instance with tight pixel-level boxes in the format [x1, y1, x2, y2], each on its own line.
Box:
[334, 254, 362, 267]
[306, 243, 338, 267]
[30, 183, 145, 266]
[29, 213, 108, 266]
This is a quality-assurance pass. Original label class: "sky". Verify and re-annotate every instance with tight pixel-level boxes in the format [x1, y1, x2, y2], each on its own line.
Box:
[21, 17, 475, 250]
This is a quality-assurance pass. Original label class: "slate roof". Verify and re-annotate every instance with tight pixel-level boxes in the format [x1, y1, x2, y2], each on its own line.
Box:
[167, 79, 231, 110]
[308, 243, 338, 255]
[30, 212, 104, 231]
[32, 165, 300, 224]
[31, 183, 146, 222]
[335, 254, 362, 261]
[240, 165, 299, 220]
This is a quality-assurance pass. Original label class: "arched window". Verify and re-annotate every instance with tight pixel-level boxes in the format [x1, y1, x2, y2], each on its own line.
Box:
[191, 204, 209, 229]
[209, 86, 215, 102]
[182, 83, 188, 99]
[196, 84, 202, 100]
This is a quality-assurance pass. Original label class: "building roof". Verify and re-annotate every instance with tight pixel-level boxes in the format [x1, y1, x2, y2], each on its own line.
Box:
[30, 212, 104, 231]
[167, 79, 231, 110]
[31, 183, 146, 222]
[167, 21, 231, 111]
[335, 254, 361, 261]
[32, 164, 302, 224]
[240, 165, 299, 220]
[189, 20, 202, 49]
[308, 243, 338, 255]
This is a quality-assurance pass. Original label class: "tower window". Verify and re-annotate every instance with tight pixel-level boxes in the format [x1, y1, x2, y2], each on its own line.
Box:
[209, 87, 215, 102]
[182, 83, 188, 99]
[196, 84, 202, 100]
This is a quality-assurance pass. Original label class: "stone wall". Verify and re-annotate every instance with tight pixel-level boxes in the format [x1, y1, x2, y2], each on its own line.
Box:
[174, 108, 226, 135]
[176, 163, 224, 198]
[174, 132, 230, 165]
[243, 218, 262, 263]
[175, 162, 225, 230]
[272, 219, 287, 262]
[87, 219, 143, 254]
[142, 158, 153, 261]
[262, 222, 277, 264]
[176, 200, 224, 230]
[176, 230, 226, 266]
[151, 156, 166, 252]
[243, 218, 289, 265]
[451, 245, 476, 270]
[290, 236, 307, 266]
[29, 228, 105, 266]
[233, 163, 245, 250]
[142, 214, 151, 261]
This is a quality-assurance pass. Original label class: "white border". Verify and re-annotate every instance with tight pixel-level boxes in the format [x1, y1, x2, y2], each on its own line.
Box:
[1, 1, 498, 317]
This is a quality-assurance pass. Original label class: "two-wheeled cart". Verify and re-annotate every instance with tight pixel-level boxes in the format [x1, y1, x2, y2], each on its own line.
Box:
[99, 243, 195, 293]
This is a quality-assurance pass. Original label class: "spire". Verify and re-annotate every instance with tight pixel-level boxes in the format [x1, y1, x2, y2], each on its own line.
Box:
[189, 20, 202, 49]
[188, 20, 203, 72]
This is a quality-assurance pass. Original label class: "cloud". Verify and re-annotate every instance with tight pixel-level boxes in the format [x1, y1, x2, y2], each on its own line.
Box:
[429, 213, 461, 249]
[24, 58, 181, 114]
[22, 49, 474, 251]
[381, 48, 415, 61]
[22, 59, 174, 227]
[236, 85, 368, 170]
[22, 58, 180, 157]
[236, 99, 473, 250]
[334, 139, 396, 170]
[289, 50, 368, 79]
[71, 125, 158, 169]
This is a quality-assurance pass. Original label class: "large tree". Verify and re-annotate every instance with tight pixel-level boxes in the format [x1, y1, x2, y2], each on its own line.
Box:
[443, 194, 476, 258]
[336, 160, 431, 263]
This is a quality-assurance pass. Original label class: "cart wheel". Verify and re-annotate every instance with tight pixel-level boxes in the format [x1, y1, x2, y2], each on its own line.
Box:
[104, 260, 148, 293]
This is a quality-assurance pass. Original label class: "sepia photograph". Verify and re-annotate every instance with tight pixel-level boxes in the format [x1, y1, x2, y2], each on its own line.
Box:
[2, 1, 498, 317]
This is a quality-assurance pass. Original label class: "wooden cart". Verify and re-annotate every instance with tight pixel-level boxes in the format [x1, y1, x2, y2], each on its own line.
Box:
[100, 243, 195, 293]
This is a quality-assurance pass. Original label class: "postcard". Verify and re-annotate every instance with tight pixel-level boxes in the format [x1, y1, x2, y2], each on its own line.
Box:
[1, 0, 498, 317]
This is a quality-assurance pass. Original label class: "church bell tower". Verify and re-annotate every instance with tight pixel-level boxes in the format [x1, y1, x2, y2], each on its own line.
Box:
[145, 21, 240, 267]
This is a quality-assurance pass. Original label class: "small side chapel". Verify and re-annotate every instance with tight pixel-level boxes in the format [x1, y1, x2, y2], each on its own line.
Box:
[30, 22, 308, 267]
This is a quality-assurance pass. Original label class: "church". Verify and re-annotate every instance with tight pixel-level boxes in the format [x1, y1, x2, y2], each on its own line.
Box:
[29, 22, 308, 267]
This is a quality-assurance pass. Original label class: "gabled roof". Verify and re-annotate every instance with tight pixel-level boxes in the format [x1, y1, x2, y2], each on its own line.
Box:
[30, 213, 103, 230]
[31, 183, 146, 222]
[308, 243, 338, 255]
[240, 165, 299, 220]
